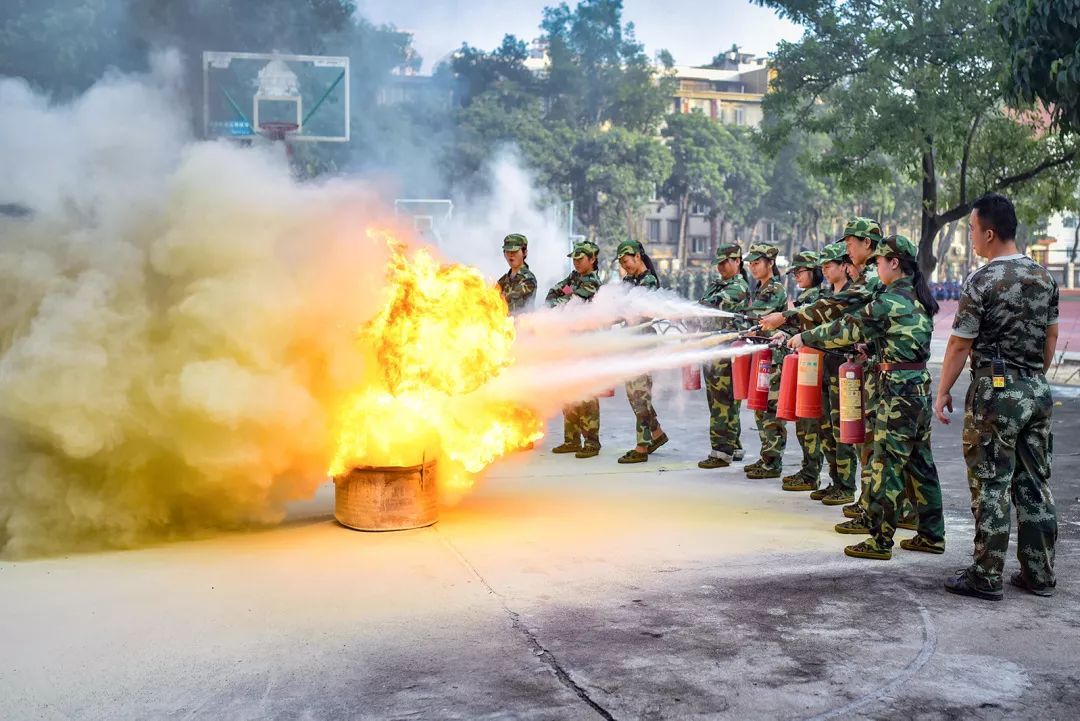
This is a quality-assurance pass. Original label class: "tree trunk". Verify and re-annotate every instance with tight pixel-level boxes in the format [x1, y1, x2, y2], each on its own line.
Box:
[934, 219, 959, 280]
[918, 144, 941, 276]
[677, 193, 690, 267]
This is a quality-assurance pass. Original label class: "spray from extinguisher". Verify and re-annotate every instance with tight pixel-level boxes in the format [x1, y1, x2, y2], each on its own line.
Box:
[838, 353, 865, 444]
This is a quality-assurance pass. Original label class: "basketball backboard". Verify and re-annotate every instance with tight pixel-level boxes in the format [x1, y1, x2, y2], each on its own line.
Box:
[202, 51, 350, 142]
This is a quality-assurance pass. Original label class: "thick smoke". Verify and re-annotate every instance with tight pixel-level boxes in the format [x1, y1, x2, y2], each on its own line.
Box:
[0, 54, 399, 557]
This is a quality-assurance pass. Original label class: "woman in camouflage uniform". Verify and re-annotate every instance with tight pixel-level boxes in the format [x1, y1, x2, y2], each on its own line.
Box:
[791, 235, 945, 561]
[496, 233, 537, 315]
[698, 243, 750, 469]
[743, 243, 789, 479]
[615, 240, 669, 464]
[547, 241, 604, 459]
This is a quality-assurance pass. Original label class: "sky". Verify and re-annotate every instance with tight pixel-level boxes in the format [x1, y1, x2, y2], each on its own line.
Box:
[354, 0, 804, 70]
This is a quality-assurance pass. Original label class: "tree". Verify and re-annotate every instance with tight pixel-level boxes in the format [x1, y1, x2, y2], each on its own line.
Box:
[448, 35, 540, 109]
[999, 0, 1080, 134]
[755, 0, 1080, 274]
[661, 112, 735, 265]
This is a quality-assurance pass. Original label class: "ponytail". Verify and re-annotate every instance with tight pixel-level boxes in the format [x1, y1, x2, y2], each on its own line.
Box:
[770, 259, 780, 278]
[810, 266, 824, 286]
[641, 251, 659, 278]
[899, 257, 938, 317]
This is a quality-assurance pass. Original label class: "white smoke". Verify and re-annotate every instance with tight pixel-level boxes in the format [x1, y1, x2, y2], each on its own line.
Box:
[0, 53, 400, 557]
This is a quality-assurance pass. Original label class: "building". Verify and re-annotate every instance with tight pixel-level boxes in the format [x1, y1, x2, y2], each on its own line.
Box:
[642, 49, 774, 273]
[1031, 212, 1079, 288]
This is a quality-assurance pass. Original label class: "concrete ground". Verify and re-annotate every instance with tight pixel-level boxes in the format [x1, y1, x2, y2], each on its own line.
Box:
[2, 368, 1078, 720]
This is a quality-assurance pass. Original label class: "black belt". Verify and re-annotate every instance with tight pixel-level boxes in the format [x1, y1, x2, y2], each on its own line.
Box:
[876, 362, 927, 372]
[971, 364, 1041, 379]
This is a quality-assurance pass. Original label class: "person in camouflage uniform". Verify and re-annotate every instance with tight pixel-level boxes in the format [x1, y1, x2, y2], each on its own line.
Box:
[547, 240, 604, 459]
[773, 249, 825, 491]
[616, 240, 669, 464]
[496, 233, 538, 315]
[937, 194, 1059, 600]
[793, 235, 945, 561]
[698, 242, 750, 469]
[816, 243, 860, 499]
[743, 243, 788, 479]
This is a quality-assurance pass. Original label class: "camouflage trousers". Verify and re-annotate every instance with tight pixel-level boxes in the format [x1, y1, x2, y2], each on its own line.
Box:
[962, 373, 1057, 589]
[865, 377, 945, 551]
[794, 416, 822, 481]
[625, 373, 659, 446]
[858, 373, 915, 521]
[563, 398, 600, 448]
[821, 368, 858, 491]
[703, 360, 742, 458]
[754, 362, 787, 469]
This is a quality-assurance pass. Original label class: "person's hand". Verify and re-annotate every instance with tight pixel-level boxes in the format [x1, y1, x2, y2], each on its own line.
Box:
[561, 285, 573, 296]
[770, 331, 789, 347]
[787, 333, 805, 350]
[854, 343, 869, 363]
[934, 392, 953, 424]
[759, 312, 784, 331]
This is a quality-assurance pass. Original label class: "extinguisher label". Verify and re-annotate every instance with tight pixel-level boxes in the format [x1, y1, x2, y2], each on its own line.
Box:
[839, 377, 861, 421]
[757, 368, 771, 391]
[797, 355, 820, 385]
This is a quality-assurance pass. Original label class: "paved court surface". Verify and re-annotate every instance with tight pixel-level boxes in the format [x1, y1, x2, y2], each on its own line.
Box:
[2, 362, 1077, 720]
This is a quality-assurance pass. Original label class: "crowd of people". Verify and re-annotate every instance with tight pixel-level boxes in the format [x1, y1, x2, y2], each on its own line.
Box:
[495, 193, 1059, 601]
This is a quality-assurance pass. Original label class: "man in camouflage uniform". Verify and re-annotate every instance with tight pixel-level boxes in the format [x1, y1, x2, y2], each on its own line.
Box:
[937, 193, 1058, 600]
[496, 233, 538, 315]
[743, 243, 789, 479]
[776, 250, 824, 490]
[698, 242, 750, 468]
[616, 240, 668, 463]
[794, 235, 945, 560]
[547, 241, 604, 459]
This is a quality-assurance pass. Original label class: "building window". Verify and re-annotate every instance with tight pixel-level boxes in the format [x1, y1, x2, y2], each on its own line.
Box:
[765, 222, 777, 243]
[667, 220, 680, 243]
[647, 219, 661, 242]
[690, 203, 706, 215]
[1064, 215, 1078, 229]
[734, 107, 746, 126]
[690, 236, 707, 255]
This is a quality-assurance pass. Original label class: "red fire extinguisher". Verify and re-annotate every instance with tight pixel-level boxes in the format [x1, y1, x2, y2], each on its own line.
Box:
[682, 364, 702, 391]
[732, 342, 751, 401]
[795, 347, 824, 419]
[776, 353, 799, 421]
[597, 386, 616, 398]
[838, 355, 865, 443]
[746, 349, 773, 412]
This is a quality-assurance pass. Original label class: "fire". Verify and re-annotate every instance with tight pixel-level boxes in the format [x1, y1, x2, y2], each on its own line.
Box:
[329, 230, 544, 492]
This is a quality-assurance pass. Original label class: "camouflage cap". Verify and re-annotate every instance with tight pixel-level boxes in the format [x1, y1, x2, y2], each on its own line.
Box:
[616, 239, 644, 258]
[841, 217, 883, 243]
[744, 243, 779, 262]
[568, 240, 600, 259]
[502, 233, 528, 251]
[818, 241, 849, 265]
[787, 249, 819, 273]
[714, 242, 742, 262]
[868, 234, 918, 262]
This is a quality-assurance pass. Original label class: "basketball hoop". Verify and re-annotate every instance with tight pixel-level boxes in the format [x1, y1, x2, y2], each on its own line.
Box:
[258, 121, 299, 142]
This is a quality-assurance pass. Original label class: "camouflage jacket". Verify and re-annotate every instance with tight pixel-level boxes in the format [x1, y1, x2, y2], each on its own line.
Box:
[699, 274, 749, 332]
[545, 270, 601, 307]
[778, 285, 824, 336]
[785, 264, 881, 328]
[747, 277, 789, 362]
[496, 265, 537, 315]
[802, 276, 932, 393]
[952, 255, 1059, 372]
[622, 270, 659, 290]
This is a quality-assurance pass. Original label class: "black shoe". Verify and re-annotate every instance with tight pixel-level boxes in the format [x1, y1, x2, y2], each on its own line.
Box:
[944, 569, 1003, 601]
[1009, 571, 1055, 597]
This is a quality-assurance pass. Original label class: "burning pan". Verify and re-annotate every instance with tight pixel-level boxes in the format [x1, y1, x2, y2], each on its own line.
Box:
[333, 460, 438, 531]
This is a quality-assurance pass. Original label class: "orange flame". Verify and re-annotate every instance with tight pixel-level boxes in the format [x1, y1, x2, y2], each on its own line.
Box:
[329, 230, 544, 493]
